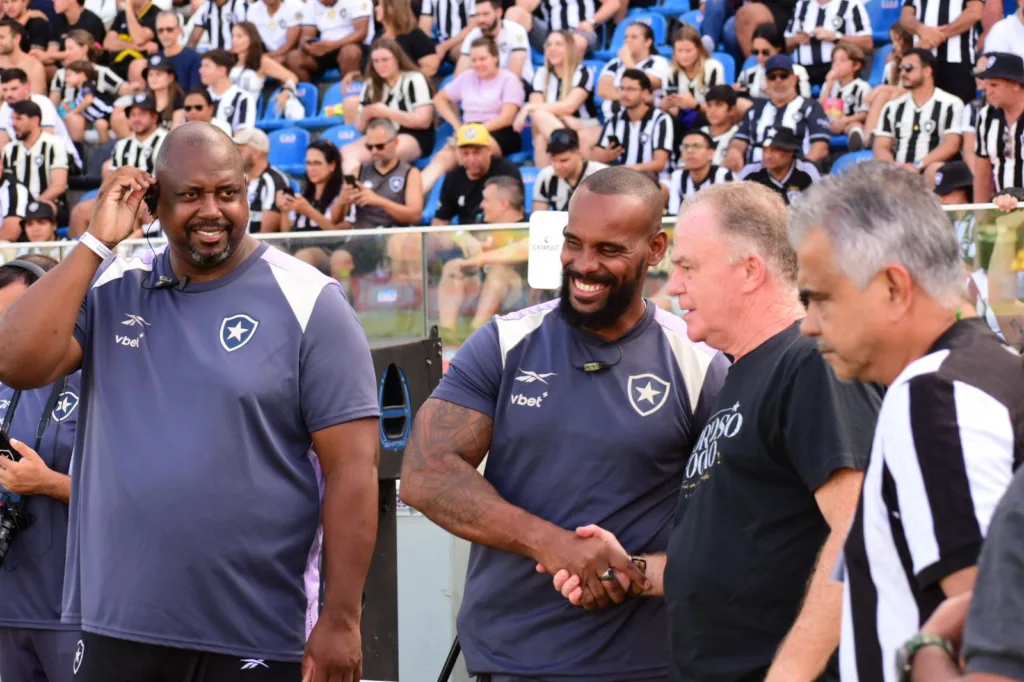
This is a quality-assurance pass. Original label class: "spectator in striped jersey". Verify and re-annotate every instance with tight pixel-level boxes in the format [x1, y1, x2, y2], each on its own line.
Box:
[0, 171, 27, 240]
[873, 48, 964, 180]
[0, 19, 45, 95]
[514, 30, 599, 166]
[422, 36, 524, 191]
[228, 22, 304, 117]
[900, 0, 984, 104]
[49, 30, 135, 112]
[783, 0, 872, 88]
[661, 26, 726, 133]
[198, 49, 258, 132]
[862, 22, 912, 139]
[700, 84, 738, 166]
[0, 68, 81, 173]
[187, 0, 247, 51]
[739, 126, 820, 204]
[972, 52, 1024, 203]
[533, 128, 606, 211]
[506, 0, 619, 59]
[789, 160, 1022, 682]
[1, 100, 68, 225]
[591, 68, 673, 175]
[61, 60, 114, 143]
[596, 21, 669, 119]
[662, 129, 734, 215]
[233, 127, 291, 233]
[818, 41, 871, 147]
[341, 39, 435, 173]
[735, 22, 812, 108]
[456, 0, 528, 82]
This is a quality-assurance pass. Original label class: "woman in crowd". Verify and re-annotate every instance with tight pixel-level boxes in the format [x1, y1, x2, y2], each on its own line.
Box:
[661, 25, 727, 132]
[421, 36, 524, 191]
[50, 29, 136, 108]
[735, 22, 811, 115]
[277, 139, 343, 232]
[862, 23, 913, 138]
[514, 29, 599, 166]
[230, 22, 304, 118]
[595, 22, 670, 119]
[373, 0, 439, 77]
[110, 59, 186, 137]
[340, 38, 435, 173]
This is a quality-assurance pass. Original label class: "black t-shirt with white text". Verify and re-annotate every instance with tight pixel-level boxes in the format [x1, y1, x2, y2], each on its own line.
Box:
[665, 322, 880, 682]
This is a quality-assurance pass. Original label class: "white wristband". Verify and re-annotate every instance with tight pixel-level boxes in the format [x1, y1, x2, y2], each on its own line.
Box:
[79, 232, 113, 261]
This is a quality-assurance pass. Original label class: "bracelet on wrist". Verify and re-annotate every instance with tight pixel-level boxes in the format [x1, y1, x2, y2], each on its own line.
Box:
[79, 232, 115, 261]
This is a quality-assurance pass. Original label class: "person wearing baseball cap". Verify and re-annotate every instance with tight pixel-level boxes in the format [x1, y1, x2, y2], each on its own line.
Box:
[233, 128, 290, 233]
[533, 129, 606, 212]
[973, 52, 1024, 203]
[738, 126, 821, 204]
[432, 122, 522, 226]
[17, 201, 63, 260]
[726, 55, 831, 172]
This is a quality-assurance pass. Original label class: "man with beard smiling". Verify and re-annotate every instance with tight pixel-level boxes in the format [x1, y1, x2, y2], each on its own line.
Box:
[400, 166, 729, 682]
[0, 122, 381, 682]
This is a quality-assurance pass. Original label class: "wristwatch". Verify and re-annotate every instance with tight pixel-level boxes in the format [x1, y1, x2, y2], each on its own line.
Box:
[895, 632, 957, 682]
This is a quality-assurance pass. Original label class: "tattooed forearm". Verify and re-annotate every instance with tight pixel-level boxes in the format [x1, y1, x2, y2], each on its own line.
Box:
[400, 399, 556, 558]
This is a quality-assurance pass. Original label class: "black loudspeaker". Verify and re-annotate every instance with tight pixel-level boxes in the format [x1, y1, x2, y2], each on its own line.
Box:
[320, 328, 442, 681]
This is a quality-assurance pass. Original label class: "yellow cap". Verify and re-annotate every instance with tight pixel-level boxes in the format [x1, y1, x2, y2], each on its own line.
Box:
[456, 123, 491, 147]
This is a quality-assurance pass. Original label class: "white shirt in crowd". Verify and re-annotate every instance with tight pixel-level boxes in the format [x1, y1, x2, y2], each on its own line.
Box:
[302, 0, 373, 43]
[982, 12, 1024, 59]
[0, 95, 82, 170]
[461, 20, 534, 83]
[246, 0, 305, 52]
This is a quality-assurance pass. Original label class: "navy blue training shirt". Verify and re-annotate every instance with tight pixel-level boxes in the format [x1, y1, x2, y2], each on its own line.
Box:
[431, 300, 729, 681]
[0, 374, 80, 630]
[61, 242, 379, 662]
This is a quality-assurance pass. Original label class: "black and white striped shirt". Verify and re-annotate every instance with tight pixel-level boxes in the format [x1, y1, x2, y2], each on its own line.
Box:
[211, 85, 257, 132]
[875, 87, 963, 164]
[839, 319, 1024, 682]
[738, 158, 820, 203]
[421, 0, 475, 42]
[75, 83, 115, 122]
[533, 160, 606, 211]
[822, 77, 871, 115]
[597, 106, 674, 166]
[598, 54, 671, 117]
[360, 70, 432, 111]
[110, 128, 169, 174]
[247, 164, 291, 231]
[1, 133, 68, 201]
[665, 165, 733, 214]
[902, 0, 982, 64]
[665, 57, 727, 105]
[536, 0, 596, 31]
[702, 124, 738, 166]
[735, 95, 831, 162]
[50, 65, 123, 105]
[975, 104, 1024, 194]
[739, 63, 813, 98]
[531, 63, 599, 121]
[786, 0, 872, 66]
[961, 98, 985, 134]
[194, 0, 249, 49]
[0, 177, 29, 219]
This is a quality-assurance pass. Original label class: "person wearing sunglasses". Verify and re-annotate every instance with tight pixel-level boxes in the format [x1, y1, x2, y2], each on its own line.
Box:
[735, 22, 811, 106]
[180, 86, 232, 136]
[150, 11, 202, 93]
[873, 48, 964, 182]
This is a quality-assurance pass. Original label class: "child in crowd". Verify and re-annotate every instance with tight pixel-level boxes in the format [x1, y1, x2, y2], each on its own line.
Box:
[62, 60, 114, 143]
[819, 41, 872, 148]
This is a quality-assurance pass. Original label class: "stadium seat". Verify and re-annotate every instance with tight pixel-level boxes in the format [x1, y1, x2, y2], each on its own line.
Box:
[319, 68, 341, 82]
[321, 124, 361, 149]
[414, 120, 455, 170]
[268, 127, 310, 176]
[259, 82, 319, 131]
[422, 178, 445, 223]
[596, 13, 667, 60]
[830, 150, 873, 175]
[865, 0, 902, 44]
[679, 8, 703, 26]
[289, 178, 301, 194]
[521, 166, 540, 215]
[868, 43, 893, 86]
[742, 54, 757, 71]
[831, 135, 849, 150]
[713, 51, 736, 84]
[506, 125, 534, 164]
[652, 0, 694, 20]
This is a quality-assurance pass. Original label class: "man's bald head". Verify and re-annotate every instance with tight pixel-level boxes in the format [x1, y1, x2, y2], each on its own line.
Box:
[154, 122, 243, 181]
[576, 166, 664, 236]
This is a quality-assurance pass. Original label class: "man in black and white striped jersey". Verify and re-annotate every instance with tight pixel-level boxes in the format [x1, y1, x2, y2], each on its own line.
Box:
[234, 127, 290, 233]
[423, 0, 476, 63]
[789, 160, 1024, 682]
[188, 0, 248, 50]
[507, 0, 620, 58]
[590, 69, 673, 177]
[739, 126, 819, 204]
[662, 130, 732, 215]
[0, 170, 28, 240]
[595, 21, 670, 119]
[198, 49, 257, 133]
[900, 0, 983, 104]
[785, 0, 873, 86]
[973, 52, 1024, 203]
[0, 68, 82, 174]
[533, 128, 606, 211]
[873, 48, 963, 180]
[0, 100, 68, 226]
[725, 55, 830, 171]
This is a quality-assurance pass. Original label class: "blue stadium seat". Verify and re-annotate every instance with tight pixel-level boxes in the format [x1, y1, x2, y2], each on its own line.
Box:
[321, 124, 361, 149]
[319, 68, 341, 82]
[651, 0, 694, 20]
[268, 127, 310, 176]
[584, 59, 608, 112]
[742, 54, 757, 71]
[830, 150, 874, 175]
[868, 42, 893, 86]
[865, 0, 902, 44]
[289, 178, 301, 194]
[422, 178, 445, 223]
[81, 188, 98, 202]
[290, 81, 359, 130]
[521, 166, 540, 215]
[678, 8, 703, 26]
[259, 82, 319, 131]
[712, 51, 735, 84]
[413, 121, 455, 169]
[596, 13, 666, 60]
[506, 125, 534, 164]
[57, 227, 69, 239]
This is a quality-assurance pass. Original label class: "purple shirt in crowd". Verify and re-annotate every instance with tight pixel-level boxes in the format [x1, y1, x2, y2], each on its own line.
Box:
[443, 68, 525, 123]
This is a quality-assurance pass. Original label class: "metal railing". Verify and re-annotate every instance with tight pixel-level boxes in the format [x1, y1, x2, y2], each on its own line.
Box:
[8, 204, 1023, 357]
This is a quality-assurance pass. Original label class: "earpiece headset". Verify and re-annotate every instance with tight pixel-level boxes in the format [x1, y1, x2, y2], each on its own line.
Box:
[3, 259, 47, 282]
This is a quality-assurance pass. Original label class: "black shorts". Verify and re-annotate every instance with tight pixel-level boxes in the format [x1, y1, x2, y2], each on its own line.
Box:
[314, 47, 342, 76]
[490, 125, 522, 157]
[72, 632, 302, 682]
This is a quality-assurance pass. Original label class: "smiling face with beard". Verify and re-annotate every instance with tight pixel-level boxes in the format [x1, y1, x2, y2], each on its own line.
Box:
[559, 259, 646, 330]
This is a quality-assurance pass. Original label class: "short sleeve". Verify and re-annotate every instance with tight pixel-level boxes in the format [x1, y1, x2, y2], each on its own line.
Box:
[805, 100, 831, 141]
[735, 106, 754, 142]
[39, 100, 58, 130]
[531, 67, 547, 92]
[876, 100, 895, 137]
[653, 113, 673, 152]
[781, 350, 879, 492]
[299, 284, 380, 432]
[847, 1, 871, 35]
[983, 21, 1011, 54]
[434, 174, 457, 221]
[598, 59, 618, 83]
[944, 97, 964, 136]
[460, 28, 478, 55]
[408, 72, 432, 108]
[500, 72, 525, 106]
[597, 117, 614, 147]
[358, 80, 371, 105]
[976, 110, 989, 158]
[508, 24, 528, 51]
[963, 470, 1024, 681]
[444, 72, 467, 103]
[420, 0, 433, 15]
[429, 322, 504, 418]
[350, 0, 373, 20]
[533, 169, 550, 205]
[647, 56, 671, 86]
[49, 138, 69, 170]
[404, 29, 435, 61]
[109, 140, 124, 169]
[962, 102, 977, 135]
[5, 182, 27, 217]
[706, 59, 725, 90]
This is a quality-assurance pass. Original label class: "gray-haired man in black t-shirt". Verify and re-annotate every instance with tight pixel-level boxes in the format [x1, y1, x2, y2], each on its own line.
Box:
[550, 180, 880, 682]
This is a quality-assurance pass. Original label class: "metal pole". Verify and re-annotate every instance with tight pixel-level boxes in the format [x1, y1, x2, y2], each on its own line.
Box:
[436, 636, 461, 682]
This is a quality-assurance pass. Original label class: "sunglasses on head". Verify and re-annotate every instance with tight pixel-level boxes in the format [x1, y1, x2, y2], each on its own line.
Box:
[366, 140, 392, 150]
[766, 71, 790, 81]
[549, 129, 575, 145]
